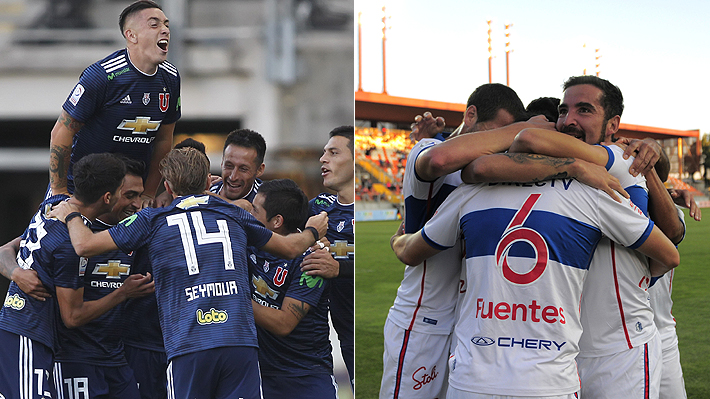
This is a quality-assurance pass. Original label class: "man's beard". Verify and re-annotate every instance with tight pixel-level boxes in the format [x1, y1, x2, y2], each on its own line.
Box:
[559, 124, 604, 144]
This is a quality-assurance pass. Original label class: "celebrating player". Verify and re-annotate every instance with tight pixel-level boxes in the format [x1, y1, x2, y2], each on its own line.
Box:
[49, 147, 328, 399]
[302, 125, 355, 390]
[48, 0, 180, 206]
[249, 179, 336, 399]
[210, 128, 266, 203]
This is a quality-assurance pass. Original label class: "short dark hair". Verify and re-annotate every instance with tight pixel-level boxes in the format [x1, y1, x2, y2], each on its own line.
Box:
[223, 129, 266, 165]
[115, 154, 146, 179]
[73, 153, 126, 204]
[526, 97, 560, 123]
[257, 179, 308, 233]
[563, 75, 624, 121]
[329, 125, 354, 156]
[119, 0, 162, 37]
[466, 83, 527, 123]
[175, 138, 207, 157]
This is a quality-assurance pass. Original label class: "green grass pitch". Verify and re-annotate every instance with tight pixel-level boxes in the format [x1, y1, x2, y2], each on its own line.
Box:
[355, 210, 710, 398]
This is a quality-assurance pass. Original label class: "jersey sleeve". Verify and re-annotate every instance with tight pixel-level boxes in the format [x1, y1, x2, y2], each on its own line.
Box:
[284, 258, 328, 308]
[62, 64, 107, 123]
[597, 191, 654, 249]
[52, 230, 85, 290]
[236, 208, 273, 248]
[109, 209, 154, 253]
[420, 184, 472, 250]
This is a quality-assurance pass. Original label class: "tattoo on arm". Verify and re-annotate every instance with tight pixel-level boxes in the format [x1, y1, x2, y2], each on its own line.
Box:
[502, 153, 574, 182]
[49, 145, 71, 189]
[286, 300, 309, 321]
[58, 111, 84, 133]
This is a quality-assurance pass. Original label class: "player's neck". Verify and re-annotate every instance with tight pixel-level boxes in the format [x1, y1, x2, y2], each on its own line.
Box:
[126, 47, 159, 75]
[337, 183, 355, 205]
[67, 197, 103, 222]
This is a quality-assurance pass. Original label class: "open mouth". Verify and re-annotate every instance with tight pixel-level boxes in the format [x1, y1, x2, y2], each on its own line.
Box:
[157, 39, 168, 51]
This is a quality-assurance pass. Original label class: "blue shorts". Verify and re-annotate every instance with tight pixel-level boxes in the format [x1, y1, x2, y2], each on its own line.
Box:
[262, 373, 337, 399]
[53, 361, 140, 399]
[167, 347, 261, 399]
[0, 330, 54, 399]
[124, 345, 167, 399]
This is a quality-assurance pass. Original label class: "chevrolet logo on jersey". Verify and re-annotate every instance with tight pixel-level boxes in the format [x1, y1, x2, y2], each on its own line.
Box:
[117, 117, 161, 135]
[93, 260, 130, 279]
[177, 196, 209, 210]
[252, 275, 279, 300]
[331, 240, 354, 259]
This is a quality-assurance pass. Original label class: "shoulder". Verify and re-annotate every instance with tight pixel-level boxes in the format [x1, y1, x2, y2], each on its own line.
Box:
[310, 193, 337, 208]
[158, 61, 180, 81]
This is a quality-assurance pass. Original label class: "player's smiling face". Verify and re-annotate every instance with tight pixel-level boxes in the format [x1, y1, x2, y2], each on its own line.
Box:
[556, 84, 607, 145]
[106, 174, 144, 225]
[320, 136, 354, 193]
[250, 193, 275, 231]
[126, 7, 170, 69]
[220, 144, 264, 201]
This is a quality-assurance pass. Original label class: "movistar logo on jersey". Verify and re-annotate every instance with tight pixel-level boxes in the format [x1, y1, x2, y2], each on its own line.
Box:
[4, 293, 26, 310]
[107, 67, 130, 80]
[299, 274, 324, 289]
[177, 196, 209, 210]
[120, 214, 138, 227]
[315, 199, 329, 206]
[196, 308, 228, 325]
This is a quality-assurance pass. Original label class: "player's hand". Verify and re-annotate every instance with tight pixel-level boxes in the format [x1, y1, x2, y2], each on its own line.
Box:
[210, 175, 223, 186]
[525, 114, 556, 130]
[410, 112, 445, 143]
[154, 191, 173, 208]
[305, 211, 328, 240]
[309, 238, 331, 253]
[619, 137, 661, 177]
[48, 201, 80, 223]
[141, 194, 155, 209]
[669, 189, 702, 221]
[120, 273, 155, 299]
[390, 221, 405, 250]
[574, 160, 629, 203]
[300, 249, 339, 278]
[11, 268, 51, 301]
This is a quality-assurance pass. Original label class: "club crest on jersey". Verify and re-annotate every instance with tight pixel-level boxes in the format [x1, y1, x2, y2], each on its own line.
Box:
[142, 92, 150, 105]
[159, 93, 170, 112]
[337, 220, 345, 232]
[263, 260, 270, 273]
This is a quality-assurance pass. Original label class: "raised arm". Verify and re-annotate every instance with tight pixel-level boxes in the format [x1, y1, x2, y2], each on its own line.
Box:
[509, 128, 610, 166]
[415, 118, 554, 181]
[261, 212, 328, 259]
[252, 296, 311, 337]
[49, 110, 84, 195]
[49, 201, 119, 257]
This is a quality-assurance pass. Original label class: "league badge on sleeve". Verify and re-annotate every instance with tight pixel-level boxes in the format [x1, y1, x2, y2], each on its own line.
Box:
[69, 84, 85, 106]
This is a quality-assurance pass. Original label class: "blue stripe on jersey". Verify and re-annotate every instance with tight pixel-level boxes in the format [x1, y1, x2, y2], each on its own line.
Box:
[421, 228, 452, 251]
[601, 145, 614, 170]
[412, 140, 440, 183]
[628, 220, 654, 250]
[627, 185, 649, 216]
[403, 182, 457, 234]
[460, 208, 602, 271]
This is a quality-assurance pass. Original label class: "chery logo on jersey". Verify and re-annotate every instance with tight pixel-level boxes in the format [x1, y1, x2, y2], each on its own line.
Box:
[472, 336, 566, 351]
[196, 308, 228, 325]
[4, 293, 26, 310]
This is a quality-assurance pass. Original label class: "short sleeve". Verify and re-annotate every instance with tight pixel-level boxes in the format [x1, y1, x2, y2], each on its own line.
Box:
[62, 64, 106, 123]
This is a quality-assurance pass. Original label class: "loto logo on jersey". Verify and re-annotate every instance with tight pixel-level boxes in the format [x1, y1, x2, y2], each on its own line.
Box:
[299, 274, 324, 289]
[4, 293, 26, 310]
[196, 308, 228, 325]
[411, 365, 439, 391]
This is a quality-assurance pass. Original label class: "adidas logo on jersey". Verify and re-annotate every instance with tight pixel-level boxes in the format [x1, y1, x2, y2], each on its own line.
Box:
[120, 95, 132, 104]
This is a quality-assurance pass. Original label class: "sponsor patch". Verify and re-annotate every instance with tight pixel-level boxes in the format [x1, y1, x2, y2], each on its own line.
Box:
[4, 293, 26, 310]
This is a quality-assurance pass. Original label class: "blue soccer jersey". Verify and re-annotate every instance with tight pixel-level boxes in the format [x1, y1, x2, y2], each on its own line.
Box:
[0, 195, 81, 351]
[62, 48, 181, 190]
[209, 178, 262, 203]
[248, 247, 333, 376]
[122, 250, 164, 353]
[108, 195, 272, 361]
[309, 193, 354, 382]
[54, 219, 140, 366]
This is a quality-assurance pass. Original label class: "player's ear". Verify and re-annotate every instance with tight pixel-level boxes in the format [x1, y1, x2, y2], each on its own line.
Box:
[204, 174, 212, 191]
[255, 163, 265, 178]
[164, 181, 175, 197]
[604, 115, 620, 140]
[271, 214, 284, 230]
[463, 105, 478, 129]
[124, 28, 137, 44]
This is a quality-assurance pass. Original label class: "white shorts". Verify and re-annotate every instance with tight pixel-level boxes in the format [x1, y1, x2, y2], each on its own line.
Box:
[578, 332, 661, 399]
[658, 342, 686, 399]
[446, 386, 578, 399]
[380, 317, 451, 399]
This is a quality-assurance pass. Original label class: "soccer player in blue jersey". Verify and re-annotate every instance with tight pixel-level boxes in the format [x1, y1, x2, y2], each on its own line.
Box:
[0, 153, 152, 399]
[301, 125, 355, 390]
[53, 157, 152, 399]
[48, 0, 180, 206]
[50, 147, 328, 399]
[249, 179, 336, 399]
[210, 128, 266, 204]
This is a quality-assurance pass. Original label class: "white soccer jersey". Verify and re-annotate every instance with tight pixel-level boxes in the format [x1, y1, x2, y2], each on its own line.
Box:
[578, 144, 660, 356]
[387, 136, 463, 335]
[422, 178, 653, 396]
